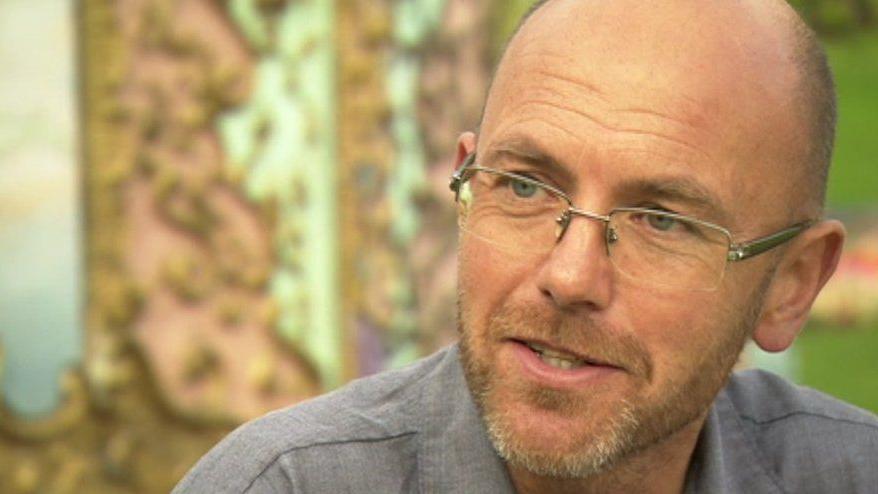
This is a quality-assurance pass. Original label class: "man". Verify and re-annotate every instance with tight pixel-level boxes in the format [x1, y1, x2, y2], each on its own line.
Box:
[175, 0, 878, 492]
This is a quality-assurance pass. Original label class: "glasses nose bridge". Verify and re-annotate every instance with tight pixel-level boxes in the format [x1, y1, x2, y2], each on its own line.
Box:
[556, 207, 613, 244]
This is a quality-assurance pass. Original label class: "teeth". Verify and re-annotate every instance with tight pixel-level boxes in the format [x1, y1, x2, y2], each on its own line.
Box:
[540, 354, 582, 369]
[527, 342, 586, 369]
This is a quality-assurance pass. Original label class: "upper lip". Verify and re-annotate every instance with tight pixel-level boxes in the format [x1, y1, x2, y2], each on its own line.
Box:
[509, 337, 622, 369]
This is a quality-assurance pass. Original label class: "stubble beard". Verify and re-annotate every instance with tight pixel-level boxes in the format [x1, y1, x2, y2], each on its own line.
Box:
[458, 291, 764, 480]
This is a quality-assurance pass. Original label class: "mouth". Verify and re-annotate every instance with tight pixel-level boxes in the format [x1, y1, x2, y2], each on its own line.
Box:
[524, 341, 589, 369]
[512, 338, 620, 371]
[504, 337, 625, 387]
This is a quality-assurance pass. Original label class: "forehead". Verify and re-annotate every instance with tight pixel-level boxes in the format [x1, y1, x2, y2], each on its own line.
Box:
[497, 0, 796, 103]
[479, 0, 804, 230]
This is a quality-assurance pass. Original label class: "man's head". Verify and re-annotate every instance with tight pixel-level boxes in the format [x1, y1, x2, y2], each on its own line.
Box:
[454, 0, 846, 483]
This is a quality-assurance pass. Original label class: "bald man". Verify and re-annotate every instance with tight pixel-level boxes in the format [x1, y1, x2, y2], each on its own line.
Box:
[175, 1, 878, 492]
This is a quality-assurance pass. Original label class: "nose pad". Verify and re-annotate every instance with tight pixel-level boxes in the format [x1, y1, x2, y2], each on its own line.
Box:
[557, 210, 617, 251]
[605, 226, 618, 257]
[555, 211, 572, 241]
[607, 226, 619, 244]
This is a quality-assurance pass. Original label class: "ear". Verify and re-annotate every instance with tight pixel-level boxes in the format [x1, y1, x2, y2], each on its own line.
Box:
[752, 219, 846, 352]
[456, 131, 477, 169]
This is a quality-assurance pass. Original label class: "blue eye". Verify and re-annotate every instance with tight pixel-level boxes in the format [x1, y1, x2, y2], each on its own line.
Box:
[647, 213, 677, 231]
[511, 179, 538, 198]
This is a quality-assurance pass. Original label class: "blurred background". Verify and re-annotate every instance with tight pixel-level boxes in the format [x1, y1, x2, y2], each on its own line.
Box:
[0, 0, 875, 492]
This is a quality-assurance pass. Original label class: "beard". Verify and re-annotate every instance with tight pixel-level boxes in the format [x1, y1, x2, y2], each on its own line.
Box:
[458, 287, 766, 480]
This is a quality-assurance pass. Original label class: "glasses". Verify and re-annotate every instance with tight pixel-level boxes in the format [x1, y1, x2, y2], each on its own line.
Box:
[449, 154, 814, 291]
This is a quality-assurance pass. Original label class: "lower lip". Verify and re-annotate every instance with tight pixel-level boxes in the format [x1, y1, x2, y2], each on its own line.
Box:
[509, 340, 623, 387]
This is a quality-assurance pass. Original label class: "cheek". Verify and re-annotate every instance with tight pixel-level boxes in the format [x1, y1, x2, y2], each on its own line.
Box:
[458, 235, 536, 330]
[624, 285, 737, 382]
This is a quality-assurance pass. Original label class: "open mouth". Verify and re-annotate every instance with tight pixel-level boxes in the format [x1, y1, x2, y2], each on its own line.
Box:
[522, 341, 592, 370]
[507, 338, 626, 386]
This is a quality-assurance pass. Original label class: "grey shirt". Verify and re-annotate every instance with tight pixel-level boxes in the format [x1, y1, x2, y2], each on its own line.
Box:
[174, 345, 878, 493]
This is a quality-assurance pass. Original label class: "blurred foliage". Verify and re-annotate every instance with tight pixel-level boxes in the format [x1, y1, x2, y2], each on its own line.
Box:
[790, 0, 876, 35]
[825, 30, 878, 206]
[796, 324, 878, 412]
[488, 0, 532, 62]
[803, 15, 878, 415]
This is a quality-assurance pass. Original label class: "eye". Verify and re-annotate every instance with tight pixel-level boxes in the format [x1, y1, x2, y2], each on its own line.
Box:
[646, 212, 678, 232]
[510, 178, 539, 198]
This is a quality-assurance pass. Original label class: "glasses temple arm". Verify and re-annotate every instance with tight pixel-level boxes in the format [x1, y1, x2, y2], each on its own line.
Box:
[727, 220, 815, 262]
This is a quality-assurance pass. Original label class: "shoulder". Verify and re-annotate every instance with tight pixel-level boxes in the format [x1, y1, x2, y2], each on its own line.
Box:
[723, 369, 878, 492]
[173, 347, 457, 493]
[724, 369, 878, 434]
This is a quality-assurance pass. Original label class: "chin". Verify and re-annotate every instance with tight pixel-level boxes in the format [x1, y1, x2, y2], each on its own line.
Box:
[462, 350, 641, 479]
[481, 391, 641, 479]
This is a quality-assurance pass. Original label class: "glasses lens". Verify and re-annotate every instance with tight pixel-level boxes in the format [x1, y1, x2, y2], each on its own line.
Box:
[608, 209, 731, 290]
[456, 169, 567, 257]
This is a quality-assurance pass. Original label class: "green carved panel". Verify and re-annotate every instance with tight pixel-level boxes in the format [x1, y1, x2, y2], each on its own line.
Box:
[222, 0, 342, 388]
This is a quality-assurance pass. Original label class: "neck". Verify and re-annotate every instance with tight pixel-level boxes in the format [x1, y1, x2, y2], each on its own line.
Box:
[508, 412, 708, 494]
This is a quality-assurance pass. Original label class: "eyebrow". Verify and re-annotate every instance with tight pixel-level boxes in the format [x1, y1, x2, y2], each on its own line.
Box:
[618, 177, 730, 226]
[480, 135, 576, 186]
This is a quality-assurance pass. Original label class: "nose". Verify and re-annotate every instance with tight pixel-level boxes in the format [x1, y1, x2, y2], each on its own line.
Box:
[535, 211, 614, 311]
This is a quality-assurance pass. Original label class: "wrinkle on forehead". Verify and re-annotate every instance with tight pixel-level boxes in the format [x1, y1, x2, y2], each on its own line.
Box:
[482, 65, 719, 168]
[483, 57, 726, 173]
[481, 87, 722, 193]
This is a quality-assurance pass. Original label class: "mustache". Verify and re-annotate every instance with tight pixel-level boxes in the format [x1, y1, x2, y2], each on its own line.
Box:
[487, 302, 653, 379]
